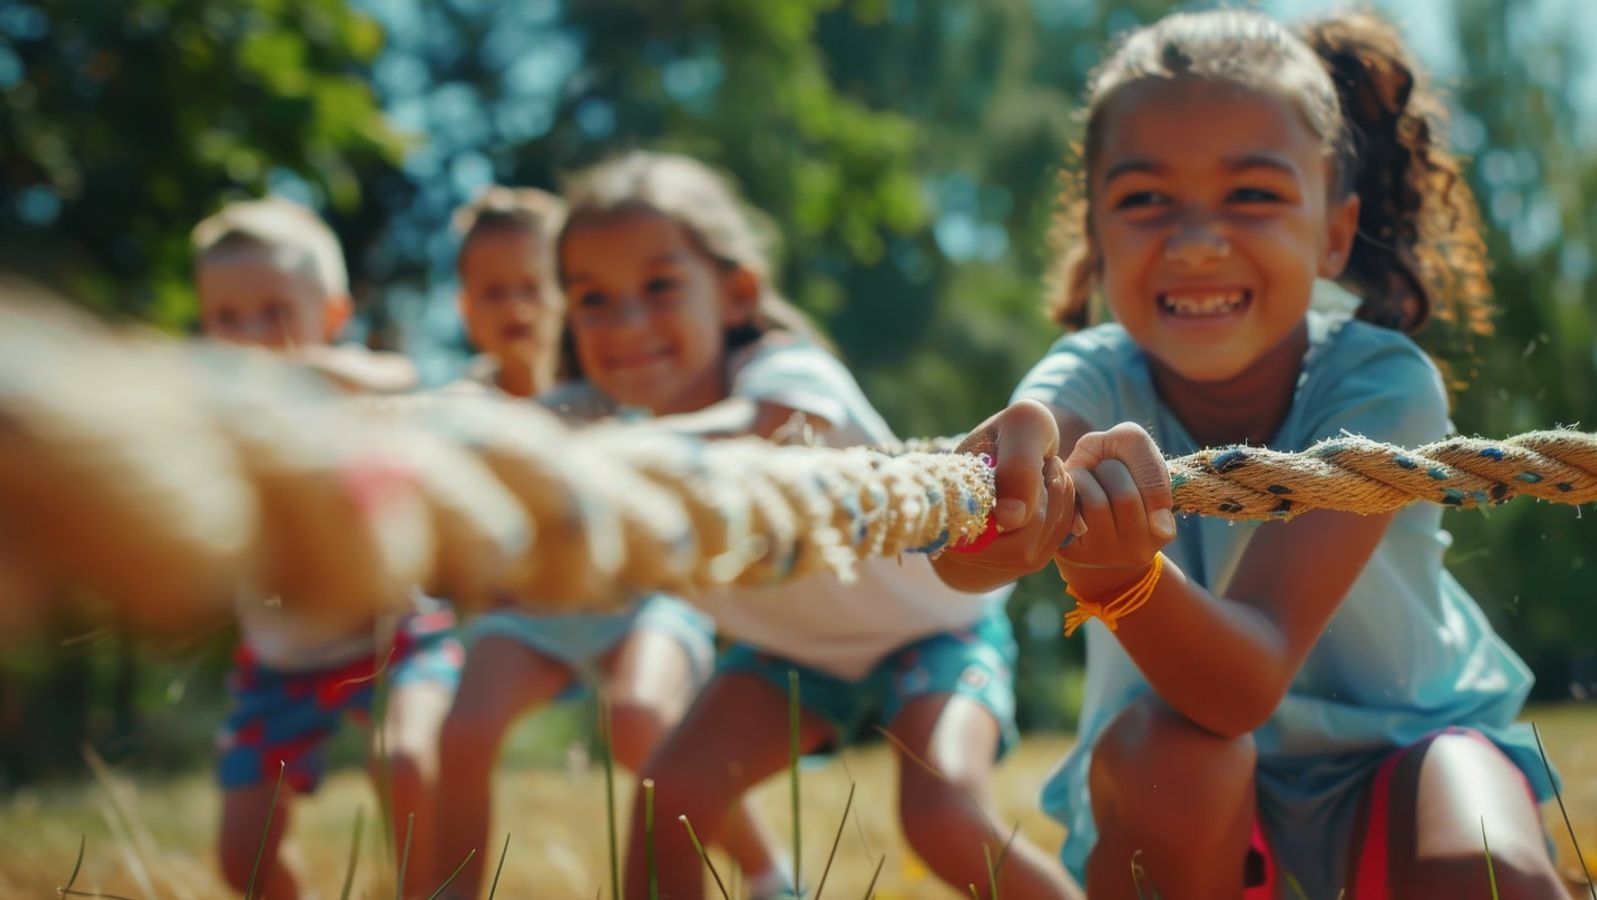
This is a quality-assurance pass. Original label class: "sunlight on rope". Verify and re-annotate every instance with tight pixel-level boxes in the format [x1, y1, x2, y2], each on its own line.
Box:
[2, 295, 1593, 634]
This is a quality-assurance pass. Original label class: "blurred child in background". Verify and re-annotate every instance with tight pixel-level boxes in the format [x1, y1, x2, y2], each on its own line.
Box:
[194, 197, 461, 899]
[434, 185, 792, 899]
[547, 151, 1076, 899]
[448, 187, 568, 399]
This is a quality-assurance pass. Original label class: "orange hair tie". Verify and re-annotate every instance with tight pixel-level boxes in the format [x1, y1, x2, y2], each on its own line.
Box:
[1062, 553, 1165, 637]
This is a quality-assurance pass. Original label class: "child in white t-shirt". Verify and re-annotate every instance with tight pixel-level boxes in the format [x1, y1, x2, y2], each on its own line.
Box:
[434, 185, 788, 899]
[551, 151, 1076, 898]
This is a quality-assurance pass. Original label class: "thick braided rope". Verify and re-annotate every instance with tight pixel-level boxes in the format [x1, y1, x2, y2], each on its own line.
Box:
[3, 298, 1594, 630]
[1169, 431, 1597, 520]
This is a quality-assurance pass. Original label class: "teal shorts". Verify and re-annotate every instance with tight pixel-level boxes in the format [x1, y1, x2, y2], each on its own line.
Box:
[466, 594, 715, 698]
[719, 603, 1019, 758]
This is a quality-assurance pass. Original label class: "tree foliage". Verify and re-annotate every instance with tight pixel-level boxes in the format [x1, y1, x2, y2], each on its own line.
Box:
[0, 0, 406, 326]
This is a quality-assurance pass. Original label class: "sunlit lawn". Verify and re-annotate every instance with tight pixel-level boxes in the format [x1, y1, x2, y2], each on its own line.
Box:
[2, 706, 1592, 899]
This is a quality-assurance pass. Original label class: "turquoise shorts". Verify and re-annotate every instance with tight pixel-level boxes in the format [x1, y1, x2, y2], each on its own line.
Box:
[466, 594, 715, 697]
[719, 603, 1019, 758]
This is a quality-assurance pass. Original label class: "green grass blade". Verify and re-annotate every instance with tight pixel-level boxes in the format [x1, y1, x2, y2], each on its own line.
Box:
[373, 624, 396, 866]
[993, 821, 1019, 873]
[1283, 870, 1309, 900]
[1482, 817, 1500, 900]
[862, 853, 886, 900]
[60, 888, 138, 900]
[55, 837, 139, 900]
[1533, 722, 1595, 899]
[788, 669, 802, 897]
[245, 760, 287, 900]
[814, 782, 855, 900]
[427, 848, 476, 900]
[61, 833, 86, 895]
[56, 833, 133, 900]
[339, 806, 365, 900]
[487, 833, 511, 900]
[599, 690, 622, 900]
[396, 811, 415, 900]
[679, 815, 730, 900]
[984, 842, 998, 900]
[871, 723, 1006, 857]
[1129, 849, 1162, 900]
[643, 779, 658, 900]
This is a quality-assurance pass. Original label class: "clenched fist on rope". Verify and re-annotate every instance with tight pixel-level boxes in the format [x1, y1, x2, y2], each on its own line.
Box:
[3, 294, 1596, 641]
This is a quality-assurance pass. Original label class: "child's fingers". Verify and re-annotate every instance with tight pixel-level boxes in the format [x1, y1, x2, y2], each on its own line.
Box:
[954, 458, 1076, 575]
[990, 401, 1061, 531]
[1029, 456, 1079, 560]
[1063, 422, 1174, 539]
[1092, 458, 1150, 543]
[1065, 466, 1114, 544]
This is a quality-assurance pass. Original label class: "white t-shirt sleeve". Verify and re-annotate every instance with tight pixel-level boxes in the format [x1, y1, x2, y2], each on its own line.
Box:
[729, 342, 853, 428]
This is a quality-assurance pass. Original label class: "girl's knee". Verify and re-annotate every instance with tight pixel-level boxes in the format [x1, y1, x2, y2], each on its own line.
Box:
[1387, 733, 1562, 899]
[1391, 852, 1563, 900]
[1089, 696, 1256, 816]
[372, 745, 429, 787]
[437, 704, 507, 764]
[897, 781, 993, 859]
[638, 737, 735, 823]
[608, 702, 670, 772]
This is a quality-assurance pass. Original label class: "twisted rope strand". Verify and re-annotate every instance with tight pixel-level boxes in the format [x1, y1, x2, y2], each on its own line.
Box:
[1169, 430, 1597, 520]
[2, 300, 1593, 629]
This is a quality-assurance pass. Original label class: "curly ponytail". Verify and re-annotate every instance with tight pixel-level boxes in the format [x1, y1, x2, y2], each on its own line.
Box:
[1302, 14, 1492, 336]
[1044, 161, 1097, 330]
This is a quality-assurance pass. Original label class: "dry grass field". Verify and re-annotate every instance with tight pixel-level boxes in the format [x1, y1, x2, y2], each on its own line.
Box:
[3, 706, 1593, 899]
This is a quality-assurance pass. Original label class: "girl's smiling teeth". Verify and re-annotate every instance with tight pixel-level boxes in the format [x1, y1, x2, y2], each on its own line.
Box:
[1157, 289, 1251, 317]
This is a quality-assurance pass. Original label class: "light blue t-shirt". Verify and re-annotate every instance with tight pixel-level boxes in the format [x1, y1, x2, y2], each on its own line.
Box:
[1013, 311, 1555, 882]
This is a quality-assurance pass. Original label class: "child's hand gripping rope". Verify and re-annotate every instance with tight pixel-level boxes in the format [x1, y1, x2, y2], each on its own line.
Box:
[3, 299, 1597, 638]
[938, 405, 1176, 610]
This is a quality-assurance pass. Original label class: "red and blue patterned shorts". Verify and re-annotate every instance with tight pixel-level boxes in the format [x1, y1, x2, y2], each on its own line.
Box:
[216, 610, 462, 793]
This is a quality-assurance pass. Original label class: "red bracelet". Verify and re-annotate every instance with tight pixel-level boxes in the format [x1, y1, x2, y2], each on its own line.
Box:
[950, 453, 998, 553]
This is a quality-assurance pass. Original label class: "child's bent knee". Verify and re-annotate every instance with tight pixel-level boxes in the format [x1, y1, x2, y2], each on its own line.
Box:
[898, 789, 990, 860]
[438, 709, 506, 761]
[608, 703, 669, 771]
[1391, 854, 1562, 900]
[371, 745, 433, 790]
[1090, 696, 1256, 814]
[640, 753, 735, 823]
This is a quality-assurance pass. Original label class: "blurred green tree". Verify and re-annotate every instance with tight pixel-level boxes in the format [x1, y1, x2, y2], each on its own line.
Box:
[0, 0, 407, 326]
[0, 0, 405, 783]
[1438, 0, 1597, 699]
